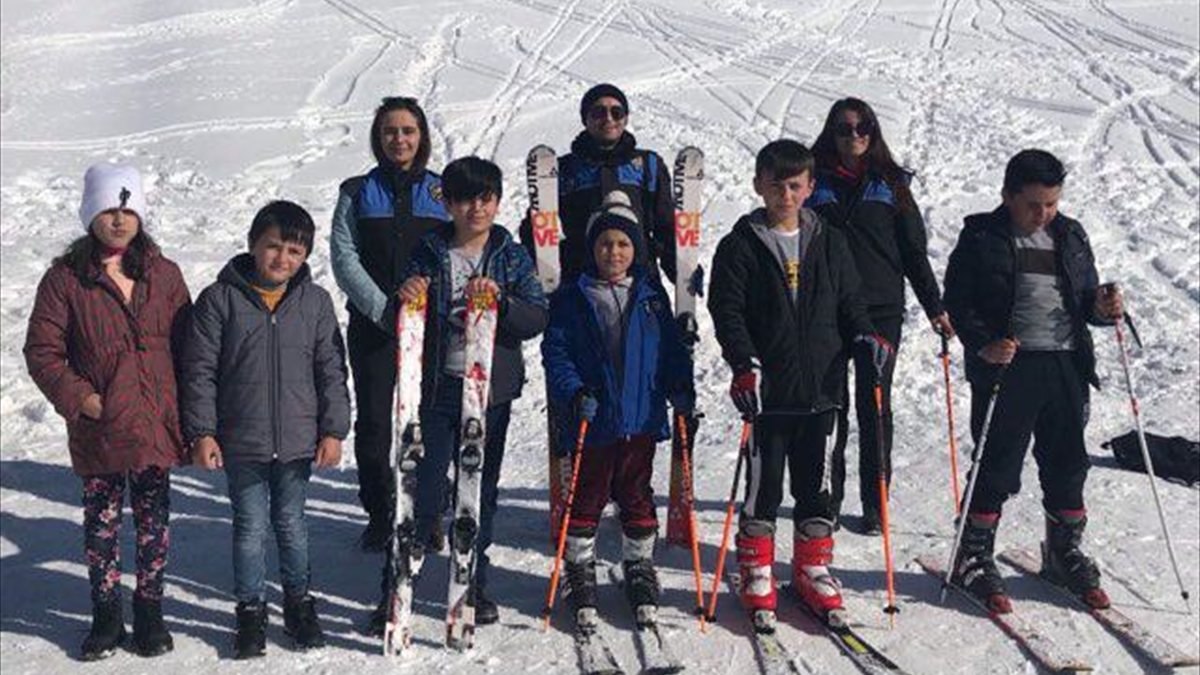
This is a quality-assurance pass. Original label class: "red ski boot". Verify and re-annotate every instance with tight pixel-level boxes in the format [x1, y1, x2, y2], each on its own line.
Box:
[736, 528, 777, 633]
[792, 518, 845, 623]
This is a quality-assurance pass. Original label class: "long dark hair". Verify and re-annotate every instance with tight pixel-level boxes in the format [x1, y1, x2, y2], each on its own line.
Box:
[369, 96, 432, 173]
[54, 228, 157, 287]
[812, 97, 915, 210]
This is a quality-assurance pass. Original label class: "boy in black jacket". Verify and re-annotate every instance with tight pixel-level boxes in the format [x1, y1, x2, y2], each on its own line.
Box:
[943, 149, 1123, 614]
[709, 140, 888, 631]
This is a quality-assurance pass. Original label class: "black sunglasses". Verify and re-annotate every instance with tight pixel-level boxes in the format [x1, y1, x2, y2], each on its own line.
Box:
[587, 104, 627, 122]
[834, 121, 874, 138]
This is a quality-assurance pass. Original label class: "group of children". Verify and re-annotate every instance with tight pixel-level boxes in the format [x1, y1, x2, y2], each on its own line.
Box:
[24, 82, 1124, 661]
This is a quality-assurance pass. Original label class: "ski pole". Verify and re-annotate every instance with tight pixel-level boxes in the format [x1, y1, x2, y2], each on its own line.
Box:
[676, 414, 707, 632]
[705, 420, 752, 622]
[1114, 313, 1192, 614]
[872, 383, 899, 627]
[940, 333, 962, 514]
[542, 420, 589, 630]
[940, 364, 1008, 604]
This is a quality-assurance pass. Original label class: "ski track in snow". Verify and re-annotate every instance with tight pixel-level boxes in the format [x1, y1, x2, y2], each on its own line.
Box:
[2, 1, 1198, 674]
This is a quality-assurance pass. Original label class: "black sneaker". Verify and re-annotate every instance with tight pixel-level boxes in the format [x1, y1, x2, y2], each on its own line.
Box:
[234, 600, 267, 660]
[283, 594, 326, 650]
[860, 507, 882, 536]
[366, 597, 388, 637]
[132, 596, 173, 657]
[80, 597, 126, 661]
[359, 518, 391, 553]
[473, 587, 499, 625]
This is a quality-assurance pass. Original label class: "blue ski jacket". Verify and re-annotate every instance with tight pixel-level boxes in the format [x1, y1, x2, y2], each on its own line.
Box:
[541, 265, 694, 451]
[405, 223, 548, 407]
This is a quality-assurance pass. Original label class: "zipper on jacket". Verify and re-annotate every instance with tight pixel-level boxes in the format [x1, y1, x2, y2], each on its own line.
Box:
[270, 313, 280, 459]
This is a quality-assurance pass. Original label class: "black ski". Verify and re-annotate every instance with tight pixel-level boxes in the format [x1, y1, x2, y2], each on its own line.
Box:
[999, 547, 1200, 669]
[724, 571, 811, 675]
[784, 584, 909, 675]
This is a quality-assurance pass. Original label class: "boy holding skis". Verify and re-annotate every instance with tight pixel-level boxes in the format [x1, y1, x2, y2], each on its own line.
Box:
[183, 200, 351, 658]
[541, 209, 695, 631]
[708, 139, 887, 632]
[372, 156, 548, 631]
[942, 149, 1123, 613]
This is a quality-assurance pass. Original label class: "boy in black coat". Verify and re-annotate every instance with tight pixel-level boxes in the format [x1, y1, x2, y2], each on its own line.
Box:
[708, 140, 887, 631]
[943, 149, 1123, 613]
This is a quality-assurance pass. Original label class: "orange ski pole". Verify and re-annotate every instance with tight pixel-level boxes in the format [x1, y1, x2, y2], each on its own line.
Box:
[541, 419, 589, 631]
[704, 420, 752, 622]
[676, 414, 707, 632]
[873, 384, 899, 628]
[940, 333, 962, 514]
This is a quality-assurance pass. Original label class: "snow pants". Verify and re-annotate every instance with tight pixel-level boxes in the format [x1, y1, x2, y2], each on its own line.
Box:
[82, 466, 171, 605]
[741, 411, 838, 528]
[568, 434, 658, 536]
[347, 311, 397, 526]
[966, 351, 1090, 514]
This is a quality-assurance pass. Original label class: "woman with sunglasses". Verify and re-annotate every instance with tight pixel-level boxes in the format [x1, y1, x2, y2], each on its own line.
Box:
[808, 97, 953, 535]
[329, 96, 449, 555]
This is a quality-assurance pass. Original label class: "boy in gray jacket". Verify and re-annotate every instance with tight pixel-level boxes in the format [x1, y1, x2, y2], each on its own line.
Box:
[182, 200, 351, 659]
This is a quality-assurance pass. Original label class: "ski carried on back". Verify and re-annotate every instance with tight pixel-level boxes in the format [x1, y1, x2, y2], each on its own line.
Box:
[383, 291, 427, 657]
[999, 548, 1200, 669]
[916, 555, 1092, 672]
[445, 287, 499, 651]
[725, 571, 812, 675]
[527, 144, 572, 547]
[784, 584, 909, 675]
[606, 563, 684, 674]
[666, 146, 704, 549]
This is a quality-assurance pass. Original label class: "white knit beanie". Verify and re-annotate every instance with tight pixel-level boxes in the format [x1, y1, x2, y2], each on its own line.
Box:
[79, 163, 146, 230]
[585, 190, 640, 235]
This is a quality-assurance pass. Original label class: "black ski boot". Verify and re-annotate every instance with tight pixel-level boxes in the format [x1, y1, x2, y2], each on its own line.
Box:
[80, 596, 126, 661]
[283, 593, 326, 650]
[473, 586, 499, 625]
[131, 596, 173, 657]
[233, 600, 268, 660]
[565, 531, 599, 634]
[621, 530, 660, 628]
[951, 512, 1012, 614]
[1041, 510, 1110, 609]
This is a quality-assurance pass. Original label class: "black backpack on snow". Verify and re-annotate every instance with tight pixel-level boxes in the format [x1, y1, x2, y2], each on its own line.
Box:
[1103, 431, 1200, 486]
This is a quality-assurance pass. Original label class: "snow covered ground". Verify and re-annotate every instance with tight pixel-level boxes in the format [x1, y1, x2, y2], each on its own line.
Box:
[2, 0, 1198, 673]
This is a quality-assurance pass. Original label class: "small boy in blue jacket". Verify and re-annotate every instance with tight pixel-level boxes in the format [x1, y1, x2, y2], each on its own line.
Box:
[541, 209, 694, 630]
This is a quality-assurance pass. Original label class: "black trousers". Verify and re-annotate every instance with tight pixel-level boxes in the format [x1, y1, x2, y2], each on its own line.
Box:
[347, 311, 397, 524]
[965, 351, 1090, 515]
[830, 314, 902, 516]
[740, 411, 838, 527]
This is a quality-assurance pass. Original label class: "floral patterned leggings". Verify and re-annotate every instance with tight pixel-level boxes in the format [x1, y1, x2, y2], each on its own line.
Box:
[82, 466, 170, 605]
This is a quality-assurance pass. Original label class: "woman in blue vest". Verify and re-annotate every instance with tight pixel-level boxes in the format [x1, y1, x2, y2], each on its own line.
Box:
[330, 97, 449, 551]
[808, 97, 953, 534]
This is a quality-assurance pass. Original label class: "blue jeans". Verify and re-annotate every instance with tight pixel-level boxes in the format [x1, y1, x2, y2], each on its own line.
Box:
[225, 459, 312, 603]
[415, 376, 511, 591]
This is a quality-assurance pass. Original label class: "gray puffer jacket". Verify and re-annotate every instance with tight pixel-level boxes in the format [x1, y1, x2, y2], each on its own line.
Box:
[181, 254, 351, 464]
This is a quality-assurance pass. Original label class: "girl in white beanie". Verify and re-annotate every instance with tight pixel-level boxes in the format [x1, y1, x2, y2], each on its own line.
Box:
[24, 163, 191, 660]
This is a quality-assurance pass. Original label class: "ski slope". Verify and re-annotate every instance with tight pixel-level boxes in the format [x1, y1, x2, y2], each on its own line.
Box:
[2, 0, 1198, 673]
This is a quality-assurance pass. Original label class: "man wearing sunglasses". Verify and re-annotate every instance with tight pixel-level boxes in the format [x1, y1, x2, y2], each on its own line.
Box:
[520, 83, 676, 286]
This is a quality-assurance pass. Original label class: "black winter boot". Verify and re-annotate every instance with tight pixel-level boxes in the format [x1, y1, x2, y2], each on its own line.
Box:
[132, 596, 173, 657]
[473, 586, 499, 625]
[1042, 510, 1110, 609]
[234, 600, 268, 659]
[80, 597, 126, 661]
[951, 512, 1011, 614]
[283, 594, 326, 650]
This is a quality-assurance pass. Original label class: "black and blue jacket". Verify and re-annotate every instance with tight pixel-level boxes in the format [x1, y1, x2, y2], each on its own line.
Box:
[541, 263, 693, 451]
[330, 165, 449, 332]
[405, 224, 548, 406]
[520, 131, 676, 283]
[806, 168, 942, 320]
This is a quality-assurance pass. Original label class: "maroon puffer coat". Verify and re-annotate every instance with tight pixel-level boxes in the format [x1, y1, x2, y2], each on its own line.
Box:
[24, 248, 191, 476]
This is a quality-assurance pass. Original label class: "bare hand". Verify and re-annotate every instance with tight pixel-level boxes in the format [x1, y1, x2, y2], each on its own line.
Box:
[1095, 283, 1124, 321]
[398, 276, 430, 304]
[979, 337, 1020, 365]
[465, 276, 500, 300]
[80, 393, 103, 420]
[191, 436, 223, 469]
[314, 436, 342, 468]
[930, 312, 955, 338]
